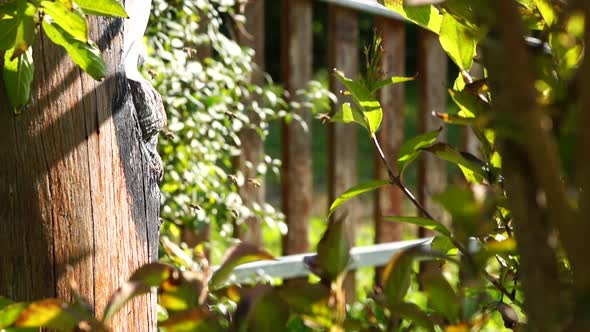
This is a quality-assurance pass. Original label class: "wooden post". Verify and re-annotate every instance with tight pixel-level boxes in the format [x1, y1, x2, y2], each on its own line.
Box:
[328, 4, 359, 303]
[374, 18, 405, 284]
[417, 30, 447, 241]
[0, 14, 159, 330]
[235, 0, 266, 246]
[281, 0, 312, 255]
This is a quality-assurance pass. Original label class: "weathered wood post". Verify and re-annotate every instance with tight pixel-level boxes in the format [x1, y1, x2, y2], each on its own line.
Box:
[0, 4, 160, 330]
[235, 0, 266, 246]
[328, 4, 359, 303]
[281, 0, 313, 256]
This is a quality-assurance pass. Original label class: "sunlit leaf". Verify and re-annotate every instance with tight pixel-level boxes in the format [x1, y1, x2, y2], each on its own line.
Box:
[42, 18, 107, 80]
[209, 243, 275, 289]
[384, 216, 451, 237]
[14, 299, 81, 331]
[334, 70, 382, 135]
[159, 308, 220, 332]
[533, 0, 555, 26]
[314, 218, 351, 282]
[160, 271, 208, 311]
[422, 143, 487, 183]
[329, 180, 390, 217]
[380, 0, 443, 33]
[331, 102, 368, 130]
[41, 1, 88, 43]
[449, 89, 490, 117]
[3, 46, 34, 112]
[0, 302, 27, 328]
[103, 263, 174, 321]
[371, 74, 416, 93]
[74, 0, 128, 18]
[439, 13, 478, 70]
[10, 0, 36, 59]
[431, 235, 457, 255]
[397, 128, 441, 178]
[390, 301, 435, 332]
[421, 273, 460, 322]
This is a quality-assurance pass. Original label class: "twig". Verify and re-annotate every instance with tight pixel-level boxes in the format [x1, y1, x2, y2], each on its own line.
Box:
[371, 133, 521, 305]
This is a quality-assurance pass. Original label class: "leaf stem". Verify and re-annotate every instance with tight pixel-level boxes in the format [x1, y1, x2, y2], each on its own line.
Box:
[371, 133, 521, 305]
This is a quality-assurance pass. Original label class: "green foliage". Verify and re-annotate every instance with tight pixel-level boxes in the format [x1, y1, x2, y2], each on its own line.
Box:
[0, 0, 127, 112]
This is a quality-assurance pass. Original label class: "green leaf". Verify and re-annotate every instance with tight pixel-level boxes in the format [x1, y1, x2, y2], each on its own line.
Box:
[383, 216, 451, 237]
[422, 143, 487, 183]
[421, 273, 460, 322]
[314, 218, 351, 282]
[397, 128, 441, 178]
[160, 271, 207, 311]
[431, 235, 457, 255]
[449, 89, 490, 117]
[159, 308, 220, 332]
[371, 75, 416, 93]
[380, 0, 443, 33]
[246, 289, 290, 332]
[3, 46, 34, 111]
[533, 0, 555, 26]
[439, 13, 477, 70]
[13, 299, 81, 331]
[0, 303, 27, 328]
[209, 243, 275, 289]
[103, 263, 174, 321]
[334, 70, 383, 135]
[328, 180, 390, 217]
[74, 0, 128, 18]
[42, 18, 107, 80]
[279, 284, 332, 327]
[381, 249, 418, 304]
[331, 102, 368, 130]
[0, 1, 19, 51]
[41, 1, 88, 43]
[389, 302, 435, 332]
[10, 0, 36, 59]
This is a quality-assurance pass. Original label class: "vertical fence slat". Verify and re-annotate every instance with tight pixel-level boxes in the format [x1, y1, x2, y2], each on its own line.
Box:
[328, 4, 359, 303]
[417, 29, 448, 234]
[281, 0, 313, 255]
[374, 18, 405, 284]
[235, 0, 266, 246]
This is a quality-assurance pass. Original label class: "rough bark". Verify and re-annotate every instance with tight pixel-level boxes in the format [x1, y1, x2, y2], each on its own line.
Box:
[328, 5, 358, 303]
[0, 13, 160, 331]
[235, 0, 265, 246]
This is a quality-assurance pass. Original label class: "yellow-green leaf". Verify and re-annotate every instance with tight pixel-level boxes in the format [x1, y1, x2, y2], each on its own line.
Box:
[103, 263, 174, 321]
[439, 13, 477, 70]
[10, 0, 36, 59]
[14, 299, 80, 331]
[380, 0, 442, 33]
[384, 216, 451, 237]
[422, 143, 487, 183]
[314, 218, 351, 282]
[334, 70, 383, 134]
[74, 0, 128, 18]
[421, 273, 460, 322]
[390, 302, 435, 332]
[209, 243, 275, 289]
[331, 102, 368, 130]
[3, 46, 34, 112]
[533, 0, 555, 26]
[371, 74, 416, 93]
[41, 1, 88, 43]
[0, 1, 19, 51]
[397, 128, 441, 178]
[42, 18, 107, 80]
[329, 180, 390, 217]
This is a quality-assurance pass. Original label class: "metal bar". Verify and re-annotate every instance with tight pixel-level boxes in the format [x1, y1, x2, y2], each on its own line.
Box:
[219, 238, 433, 284]
[316, 0, 405, 20]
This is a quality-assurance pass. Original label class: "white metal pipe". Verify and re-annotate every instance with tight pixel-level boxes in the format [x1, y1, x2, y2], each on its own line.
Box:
[316, 0, 405, 21]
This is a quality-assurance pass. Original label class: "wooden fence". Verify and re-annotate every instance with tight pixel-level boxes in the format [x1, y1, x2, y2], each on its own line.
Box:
[234, 0, 449, 299]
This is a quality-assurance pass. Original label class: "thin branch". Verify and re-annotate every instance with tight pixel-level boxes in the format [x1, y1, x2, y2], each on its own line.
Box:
[371, 133, 520, 304]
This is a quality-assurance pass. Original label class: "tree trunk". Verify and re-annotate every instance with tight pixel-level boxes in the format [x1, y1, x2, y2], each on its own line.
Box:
[0, 11, 160, 332]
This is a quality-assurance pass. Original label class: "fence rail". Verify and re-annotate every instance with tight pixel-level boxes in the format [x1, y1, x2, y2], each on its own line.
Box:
[221, 238, 433, 284]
